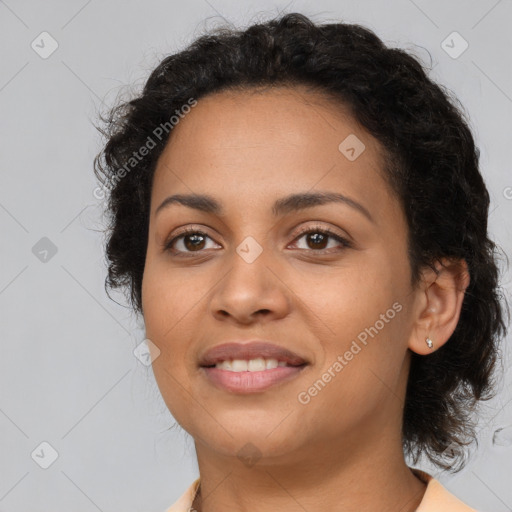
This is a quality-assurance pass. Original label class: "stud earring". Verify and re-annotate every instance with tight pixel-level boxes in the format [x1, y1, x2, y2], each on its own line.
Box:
[425, 337, 434, 349]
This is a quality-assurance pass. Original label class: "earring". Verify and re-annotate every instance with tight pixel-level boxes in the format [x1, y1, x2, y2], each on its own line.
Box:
[425, 337, 434, 349]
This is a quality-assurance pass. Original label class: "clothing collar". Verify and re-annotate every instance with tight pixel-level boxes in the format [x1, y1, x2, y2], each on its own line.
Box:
[166, 470, 478, 512]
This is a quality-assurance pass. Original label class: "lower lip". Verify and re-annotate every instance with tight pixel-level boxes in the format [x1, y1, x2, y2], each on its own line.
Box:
[201, 365, 307, 393]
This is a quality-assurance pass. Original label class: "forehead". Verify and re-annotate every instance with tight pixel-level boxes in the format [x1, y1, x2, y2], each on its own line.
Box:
[163, 85, 377, 156]
[151, 86, 394, 219]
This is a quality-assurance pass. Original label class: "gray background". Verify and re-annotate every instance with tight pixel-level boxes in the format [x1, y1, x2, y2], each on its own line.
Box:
[0, 0, 511, 510]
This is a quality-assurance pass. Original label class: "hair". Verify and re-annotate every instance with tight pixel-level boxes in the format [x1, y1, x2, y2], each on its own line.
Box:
[94, 12, 508, 471]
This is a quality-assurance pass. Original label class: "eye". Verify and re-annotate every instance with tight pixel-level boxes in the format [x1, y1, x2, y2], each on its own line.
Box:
[164, 227, 220, 255]
[163, 224, 352, 256]
[289, 225, 352, 253]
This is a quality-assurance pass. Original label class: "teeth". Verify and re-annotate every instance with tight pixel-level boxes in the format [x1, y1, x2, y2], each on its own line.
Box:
[215, 358, 291, 371]
[231, 359, 248, 371]
[248, 358, 266, 371]
[266, 358, 278, 369]
[216, 360, 232, 370]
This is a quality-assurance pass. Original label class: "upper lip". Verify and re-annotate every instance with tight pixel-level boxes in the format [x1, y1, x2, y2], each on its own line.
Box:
[199, 341, 308, 367]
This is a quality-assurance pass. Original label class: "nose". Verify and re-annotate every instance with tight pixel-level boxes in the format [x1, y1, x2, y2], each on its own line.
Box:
[208, 247, 291, 325]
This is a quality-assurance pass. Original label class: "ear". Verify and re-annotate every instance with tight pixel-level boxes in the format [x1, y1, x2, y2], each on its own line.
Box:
[408, 258, 470, 355]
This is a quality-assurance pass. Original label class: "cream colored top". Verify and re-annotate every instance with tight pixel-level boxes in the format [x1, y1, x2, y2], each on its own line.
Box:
[164, 469, 480, 511]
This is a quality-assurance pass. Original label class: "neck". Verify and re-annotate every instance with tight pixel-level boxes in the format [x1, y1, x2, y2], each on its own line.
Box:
[192, 433, 427, 512]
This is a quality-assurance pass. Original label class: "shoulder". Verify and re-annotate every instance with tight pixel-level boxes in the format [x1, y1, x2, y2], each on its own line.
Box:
[164, 478, 200, 512]
[414, 469, 480, 512]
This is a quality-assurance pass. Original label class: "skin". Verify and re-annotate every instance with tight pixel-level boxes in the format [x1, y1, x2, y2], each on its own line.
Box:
[142, 86, 469, 512]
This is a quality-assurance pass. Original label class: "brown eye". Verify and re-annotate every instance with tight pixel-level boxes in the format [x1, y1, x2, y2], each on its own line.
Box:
[164, 228, 219, 255]
[290, 226, 351, 253]
[182, 233, 207, 251]
[304, 232, 329, 250]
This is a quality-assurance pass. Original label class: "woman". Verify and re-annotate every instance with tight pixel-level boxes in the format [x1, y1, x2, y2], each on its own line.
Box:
[94, 12, 507, 512]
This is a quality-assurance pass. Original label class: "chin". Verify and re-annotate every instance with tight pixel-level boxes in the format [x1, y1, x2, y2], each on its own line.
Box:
[191, 418, 310, 464]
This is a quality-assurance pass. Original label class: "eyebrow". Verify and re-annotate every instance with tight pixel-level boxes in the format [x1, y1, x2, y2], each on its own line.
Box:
[155, 191, 374, 222]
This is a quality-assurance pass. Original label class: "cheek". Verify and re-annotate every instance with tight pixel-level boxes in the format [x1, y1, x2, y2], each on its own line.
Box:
[289, 255, 400, 337]
[142, 264, 202, 423]
[142, 258, 207, 341]
[293, 258, 408, 399]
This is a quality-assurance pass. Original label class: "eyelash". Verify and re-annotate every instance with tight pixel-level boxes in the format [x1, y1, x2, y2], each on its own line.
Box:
[163, 224, 352, 256]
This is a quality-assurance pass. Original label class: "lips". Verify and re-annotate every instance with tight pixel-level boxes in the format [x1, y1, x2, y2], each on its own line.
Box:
[198, 341, 308, 367]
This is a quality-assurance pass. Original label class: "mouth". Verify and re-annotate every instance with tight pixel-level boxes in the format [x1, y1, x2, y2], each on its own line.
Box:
[199, 340, 308, 367]
[198, 341, 308, 393]
[204, 357, 305, 371]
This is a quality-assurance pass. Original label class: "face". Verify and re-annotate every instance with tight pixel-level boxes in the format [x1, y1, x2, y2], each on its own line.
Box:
[142, 86, 418, 465]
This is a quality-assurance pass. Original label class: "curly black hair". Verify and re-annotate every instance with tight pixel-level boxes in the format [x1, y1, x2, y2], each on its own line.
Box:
[94, 12, 508, 471]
